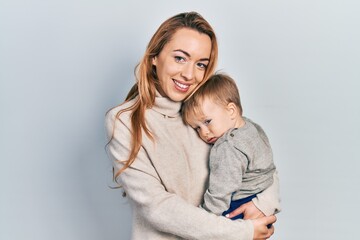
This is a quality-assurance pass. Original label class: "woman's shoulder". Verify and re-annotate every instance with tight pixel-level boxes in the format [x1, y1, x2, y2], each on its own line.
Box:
[107, 97, 138, 117]
[105, 98, 137, 131]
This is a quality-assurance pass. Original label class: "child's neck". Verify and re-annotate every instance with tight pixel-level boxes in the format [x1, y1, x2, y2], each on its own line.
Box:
[234, 116, 245, 129]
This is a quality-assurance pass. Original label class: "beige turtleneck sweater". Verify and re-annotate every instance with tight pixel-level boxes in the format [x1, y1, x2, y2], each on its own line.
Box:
[105, 94, 280, 240]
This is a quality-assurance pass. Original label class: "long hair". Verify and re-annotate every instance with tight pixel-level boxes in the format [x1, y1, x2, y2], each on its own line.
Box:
[108, 12, 218, 179]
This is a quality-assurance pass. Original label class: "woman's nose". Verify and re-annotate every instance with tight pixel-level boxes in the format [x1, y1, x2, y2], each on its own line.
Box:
[181, 63, 195, 80]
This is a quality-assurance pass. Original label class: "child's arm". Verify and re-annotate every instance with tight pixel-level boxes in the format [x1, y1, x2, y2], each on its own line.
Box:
[202, 142, 246, 215]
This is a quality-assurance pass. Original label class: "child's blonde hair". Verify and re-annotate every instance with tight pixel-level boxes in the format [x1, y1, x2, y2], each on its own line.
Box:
[182, 73, 243, 124]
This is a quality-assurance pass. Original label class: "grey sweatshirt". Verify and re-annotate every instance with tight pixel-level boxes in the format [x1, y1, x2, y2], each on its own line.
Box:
[202, 117, 276, 216]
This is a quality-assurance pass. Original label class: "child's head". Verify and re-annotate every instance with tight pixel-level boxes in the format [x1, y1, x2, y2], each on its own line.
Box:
[182, 73, 243, 144]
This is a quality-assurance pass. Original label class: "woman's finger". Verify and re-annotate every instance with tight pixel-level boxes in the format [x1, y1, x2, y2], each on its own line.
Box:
[266, 215, 277, 225]
[266, 223, 275, 238]
[226, 204, 245, 218]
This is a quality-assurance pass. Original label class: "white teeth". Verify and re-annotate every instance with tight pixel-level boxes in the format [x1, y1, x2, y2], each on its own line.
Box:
[174, 80, 189, 89]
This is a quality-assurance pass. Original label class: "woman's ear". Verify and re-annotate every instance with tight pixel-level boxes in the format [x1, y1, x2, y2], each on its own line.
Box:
[152, 56, 157, 66]
[227, 102, 238, 119]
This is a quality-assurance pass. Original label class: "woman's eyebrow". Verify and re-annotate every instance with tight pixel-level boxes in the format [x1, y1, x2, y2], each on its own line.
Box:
[173, 49, 210, 61]
[173, 49, 190, 57]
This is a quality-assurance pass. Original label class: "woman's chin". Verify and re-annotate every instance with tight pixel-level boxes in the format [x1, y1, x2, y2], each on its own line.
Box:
[167, 91, 190, 102]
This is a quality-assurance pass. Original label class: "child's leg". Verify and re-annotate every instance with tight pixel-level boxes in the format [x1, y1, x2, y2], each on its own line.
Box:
[222, 194, 257, 220]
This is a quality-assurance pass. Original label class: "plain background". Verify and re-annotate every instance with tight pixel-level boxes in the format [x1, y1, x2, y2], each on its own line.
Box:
[1, 0, 359, 239]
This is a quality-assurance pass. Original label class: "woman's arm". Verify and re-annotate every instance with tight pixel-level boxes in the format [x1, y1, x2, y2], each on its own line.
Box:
[252, 171, 281, 216]
[226, 171, 281, 219]
[119, 162, 254, 239]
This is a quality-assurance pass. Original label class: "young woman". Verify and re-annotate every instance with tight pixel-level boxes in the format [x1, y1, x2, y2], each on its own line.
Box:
[105, 11, 280, 240]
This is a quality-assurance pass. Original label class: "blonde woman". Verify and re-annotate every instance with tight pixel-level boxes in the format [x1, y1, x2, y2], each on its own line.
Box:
[105, 12, 280, 240]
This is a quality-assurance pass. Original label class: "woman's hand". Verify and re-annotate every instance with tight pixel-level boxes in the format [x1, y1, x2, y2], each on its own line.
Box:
[226, 201, 265, 220]
[252, 215, 276, 240]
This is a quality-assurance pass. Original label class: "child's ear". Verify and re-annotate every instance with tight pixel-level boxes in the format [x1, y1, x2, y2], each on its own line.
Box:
[227, 102, 238, 119]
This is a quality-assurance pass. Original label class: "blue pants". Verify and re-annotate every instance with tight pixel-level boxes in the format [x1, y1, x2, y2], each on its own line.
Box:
[222, 194, 257, 220]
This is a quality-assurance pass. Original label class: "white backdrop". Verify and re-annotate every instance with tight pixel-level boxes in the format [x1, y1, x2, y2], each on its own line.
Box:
[1, 1, 359, 239]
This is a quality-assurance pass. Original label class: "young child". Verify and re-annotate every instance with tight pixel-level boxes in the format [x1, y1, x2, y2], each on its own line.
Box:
[182, 73, 278, 220]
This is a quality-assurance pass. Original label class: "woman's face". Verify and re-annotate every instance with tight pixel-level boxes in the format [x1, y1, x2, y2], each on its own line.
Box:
[152, 28, 212, 102]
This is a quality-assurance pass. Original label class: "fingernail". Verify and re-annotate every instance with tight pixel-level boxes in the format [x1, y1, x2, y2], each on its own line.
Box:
[225, 214, 229, 218]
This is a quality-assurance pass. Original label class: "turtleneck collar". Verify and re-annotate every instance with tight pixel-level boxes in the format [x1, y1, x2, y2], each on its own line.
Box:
[152, 90, 182, 118]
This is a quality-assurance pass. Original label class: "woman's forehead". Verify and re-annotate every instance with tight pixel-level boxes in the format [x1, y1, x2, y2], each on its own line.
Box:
[164, 28, 211, 59]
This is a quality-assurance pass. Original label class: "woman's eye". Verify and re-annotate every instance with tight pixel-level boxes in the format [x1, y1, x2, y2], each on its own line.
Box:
[204, 119, 211, 125]
[197, 62, 208, 69]
[175, 56, 186, 63]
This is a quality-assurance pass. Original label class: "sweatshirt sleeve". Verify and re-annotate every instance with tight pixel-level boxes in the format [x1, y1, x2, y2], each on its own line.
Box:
[105, 111, 254, 240]
[202, 141, 247, 215]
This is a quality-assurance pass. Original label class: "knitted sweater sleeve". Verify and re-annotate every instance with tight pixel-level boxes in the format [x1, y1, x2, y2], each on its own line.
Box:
[252, 170, 281, 216]
[105, 110, 254, 240]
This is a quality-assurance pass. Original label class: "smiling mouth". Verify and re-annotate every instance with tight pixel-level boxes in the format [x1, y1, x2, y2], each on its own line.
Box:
[173, 80, 190, 92]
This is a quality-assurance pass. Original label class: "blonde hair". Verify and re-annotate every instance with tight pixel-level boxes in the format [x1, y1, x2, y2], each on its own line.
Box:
[108, 12, 218, 179]
[182, 73, 243, 125]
